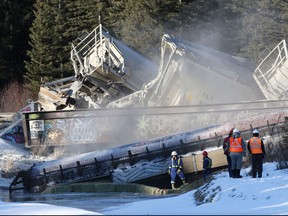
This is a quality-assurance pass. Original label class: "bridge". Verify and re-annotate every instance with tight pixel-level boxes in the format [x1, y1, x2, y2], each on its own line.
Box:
[9, 99, 288, 193]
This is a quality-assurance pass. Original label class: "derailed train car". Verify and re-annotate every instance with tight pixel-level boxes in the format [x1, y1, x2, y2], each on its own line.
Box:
[109, 34, 267, 108]
[38, 24, 287, 111]
[38, 24, 159, 110]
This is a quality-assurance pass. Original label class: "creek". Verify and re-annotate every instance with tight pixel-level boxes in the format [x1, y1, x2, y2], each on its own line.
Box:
[0, 189, 174, 213]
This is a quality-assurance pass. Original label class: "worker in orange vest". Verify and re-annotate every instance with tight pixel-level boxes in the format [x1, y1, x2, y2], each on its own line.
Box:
[247, 129, 266, 178]
[226, 128, 246, 178]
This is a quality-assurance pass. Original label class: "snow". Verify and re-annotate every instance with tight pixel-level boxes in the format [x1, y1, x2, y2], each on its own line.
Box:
[101, 163, 288, 215]
[0, 201, 101, 215]
[1, 137, 288, 215]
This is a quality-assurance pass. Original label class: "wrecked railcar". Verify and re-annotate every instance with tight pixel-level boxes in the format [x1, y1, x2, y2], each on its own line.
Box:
[39, 24, 287, 111]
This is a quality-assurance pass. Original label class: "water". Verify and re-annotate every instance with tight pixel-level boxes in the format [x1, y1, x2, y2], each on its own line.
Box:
[0, 189, 174, 213]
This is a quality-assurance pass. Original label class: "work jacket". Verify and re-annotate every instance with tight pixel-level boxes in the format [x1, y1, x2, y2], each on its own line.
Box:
[229, 137, 244, 153]
[223, 136, 231, 155]
[248, 137, 263, 154]
[203, 156, 212, 170]
[169, 157, 183, 172]
[248, 136, 266, 155]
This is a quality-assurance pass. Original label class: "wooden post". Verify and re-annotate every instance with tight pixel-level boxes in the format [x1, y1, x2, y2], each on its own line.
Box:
[76, 161, 82, 176]
[43, 168, 47, 187]
[111, 154, 116, 169]
[128, 150, 134, 166]
[146, 146, 151, 161]
[59, 165, 64, 180]
[180, 139, 185, 155]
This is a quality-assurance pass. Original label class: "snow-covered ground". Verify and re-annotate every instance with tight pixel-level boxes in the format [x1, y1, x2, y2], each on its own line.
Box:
[0, 201, 101, 215]
[1, 137, 288, 215]
[0, 138, 47, 188]
[103, 163, 288, 215]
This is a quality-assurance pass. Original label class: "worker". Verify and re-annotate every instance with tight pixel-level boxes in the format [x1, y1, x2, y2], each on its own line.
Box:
[247, 129, 266, 178]
[168, 151, 186, 189]
[227, 128, 246, 178]
[223, 128, 234, 177]
[202, 150, 212, 181]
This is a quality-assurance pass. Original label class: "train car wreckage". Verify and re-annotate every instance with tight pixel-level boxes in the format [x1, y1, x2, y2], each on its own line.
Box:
[8, 24, 288, 193]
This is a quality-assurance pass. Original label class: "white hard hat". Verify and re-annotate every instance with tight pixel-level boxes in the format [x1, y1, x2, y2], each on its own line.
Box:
[171, 151, 178, 156]
[233, 128, 239, 134]
[253, 129, 259, 134]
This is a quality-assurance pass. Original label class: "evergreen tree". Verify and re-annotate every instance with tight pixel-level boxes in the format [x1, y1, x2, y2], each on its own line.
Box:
[0, 0, 10, 87]
[64, 0, 108, 45]
[104, 0, 126, 34]
[25, 0, 58, 94]
[25, 0, 109, 95]
[0, 0, 34, 88]
[106, 0, 181, 62]
[175, 0, 242, 55]
[230, 0, 288, 64]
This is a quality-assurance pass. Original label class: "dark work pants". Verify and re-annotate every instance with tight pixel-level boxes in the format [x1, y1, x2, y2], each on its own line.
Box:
[252, 154, 263, 178]
[203, 168, 211, 181]
[226, 154, 232, 177]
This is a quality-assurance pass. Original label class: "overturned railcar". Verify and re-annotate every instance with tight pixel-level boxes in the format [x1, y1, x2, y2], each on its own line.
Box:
[253, 40, 288, 100]
[110, 34, 267, 108]
[38, 24, 158, 110]
[38, 24, 275, 111]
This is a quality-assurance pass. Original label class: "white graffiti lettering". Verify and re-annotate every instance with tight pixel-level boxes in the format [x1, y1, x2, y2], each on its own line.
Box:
[70, 118, 98, 144]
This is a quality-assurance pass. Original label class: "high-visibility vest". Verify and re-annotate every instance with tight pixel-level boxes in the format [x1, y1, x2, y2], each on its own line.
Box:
[229, 137, 244, 153]
[203, 157, 212, 169]
[169, 158, 183, 169]
[249, 137, 263, 154]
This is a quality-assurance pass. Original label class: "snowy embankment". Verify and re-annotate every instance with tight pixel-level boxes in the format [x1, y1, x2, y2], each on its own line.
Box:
[101, 163, 288, 215]
[0, 137, 102, 215]
[0, 138, 53, 189]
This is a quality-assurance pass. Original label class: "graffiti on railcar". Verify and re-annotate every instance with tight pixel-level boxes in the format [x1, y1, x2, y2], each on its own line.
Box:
[69, 118, 98, 144]
[29, 116, 111, 146]
[136, 115, 190, 138]
[1, 125, 24, 144]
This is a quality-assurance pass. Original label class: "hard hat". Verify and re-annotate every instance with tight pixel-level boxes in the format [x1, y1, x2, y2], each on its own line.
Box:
[229, 128, 234, 135]
[233, 128, 239, 134]
[202, 151, 208, 156]
[253, 129, 259, 134]
[171, 151, 178, 156]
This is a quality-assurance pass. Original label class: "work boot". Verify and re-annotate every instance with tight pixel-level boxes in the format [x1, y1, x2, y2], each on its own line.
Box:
[235, 169, 243, 178]
[229, 171, 233, 178]
[171, 183, 176, 190]
[182, 179, 188, 185]
[232, 169, 236, 178]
